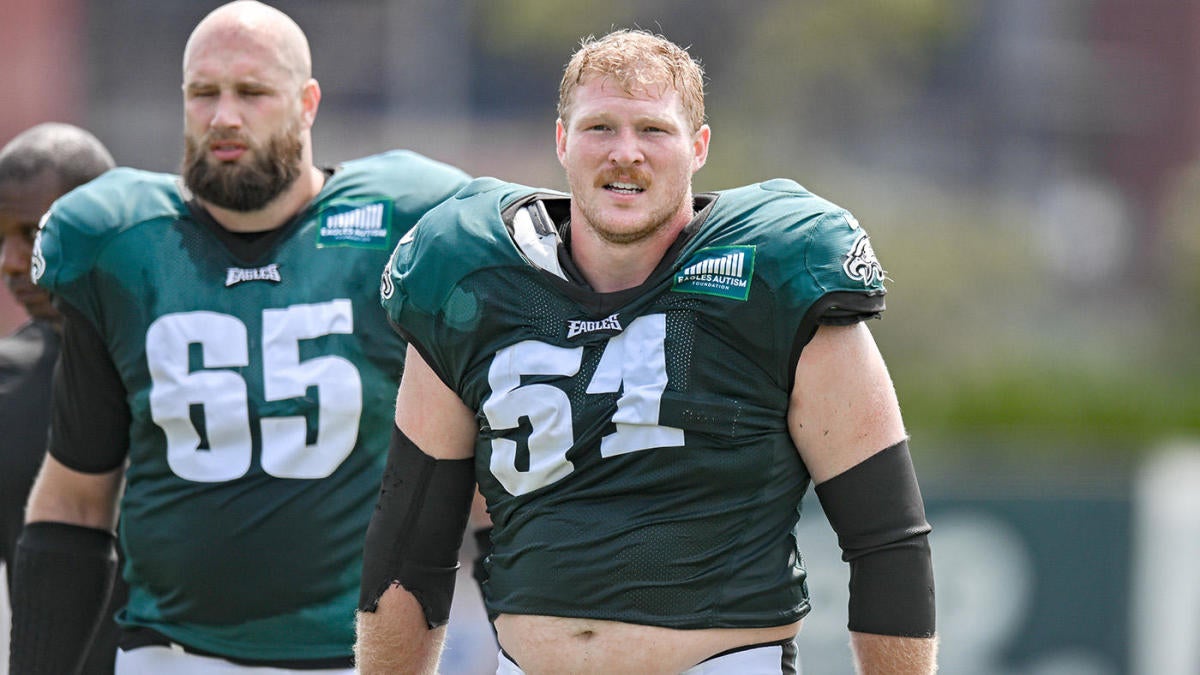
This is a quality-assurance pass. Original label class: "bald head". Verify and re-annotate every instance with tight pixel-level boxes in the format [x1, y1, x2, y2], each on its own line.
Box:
[1, 123, 113, 322]
[179, 0, 323, 223]
[0, 122, 114, 192]
[184, 1, 312, 86]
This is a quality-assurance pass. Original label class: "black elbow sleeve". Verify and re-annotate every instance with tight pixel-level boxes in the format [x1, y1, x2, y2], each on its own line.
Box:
[814, 440, 935, 638]
[10, 521, 118, 675]
[358, 424, 475, 628]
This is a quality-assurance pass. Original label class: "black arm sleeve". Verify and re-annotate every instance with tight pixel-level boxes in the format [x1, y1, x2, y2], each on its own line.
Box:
[815, 440, 936, 638]
[359, 425, 475, 628]
[49, 300, 130, 473]
[9, 522, 118, 675]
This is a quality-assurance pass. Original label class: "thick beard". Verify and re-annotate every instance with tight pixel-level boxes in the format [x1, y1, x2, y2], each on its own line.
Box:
[182, 126, 303, 212]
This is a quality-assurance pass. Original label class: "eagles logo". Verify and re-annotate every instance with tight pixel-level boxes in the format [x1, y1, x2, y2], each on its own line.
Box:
[842, 231, 884, 286]
[30, 228, 46, 285]
[380, 268, 394, 300]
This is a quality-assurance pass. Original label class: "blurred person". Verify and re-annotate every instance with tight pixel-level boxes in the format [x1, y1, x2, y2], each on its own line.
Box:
[356, 29, 937, 675]
[0, 122, 123, 674]
[8, 2, 468, 673]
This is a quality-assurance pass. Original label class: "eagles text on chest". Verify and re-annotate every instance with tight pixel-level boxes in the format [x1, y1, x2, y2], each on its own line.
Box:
[566, 313, 623, 339]
[225, 263, 282, 287]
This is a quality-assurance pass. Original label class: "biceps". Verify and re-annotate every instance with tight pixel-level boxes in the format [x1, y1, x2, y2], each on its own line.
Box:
[787, 323, 906, 484]
[394, 345, 477, 460]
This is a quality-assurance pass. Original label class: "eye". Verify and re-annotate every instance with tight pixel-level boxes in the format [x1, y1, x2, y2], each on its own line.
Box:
[1, 224, 37, 245]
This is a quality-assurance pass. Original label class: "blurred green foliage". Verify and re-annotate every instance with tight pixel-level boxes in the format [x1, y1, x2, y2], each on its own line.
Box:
[862, 172, 1200, 458]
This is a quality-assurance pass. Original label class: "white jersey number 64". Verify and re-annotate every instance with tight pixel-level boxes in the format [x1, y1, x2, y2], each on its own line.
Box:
[483, 313, 684, 496]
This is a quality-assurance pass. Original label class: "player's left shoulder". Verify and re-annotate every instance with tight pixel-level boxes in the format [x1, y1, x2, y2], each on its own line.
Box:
[708, 179, 860, 243]
[707, 179, 847, 234]
[701, 179, 887, 293]
[327, 150, 471, 209]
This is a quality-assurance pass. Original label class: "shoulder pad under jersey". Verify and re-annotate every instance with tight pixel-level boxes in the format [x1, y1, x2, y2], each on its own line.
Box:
[324, 150, 470, 227]
[381, 178, 544, 324]
[33, 168, 184, 293]
[695, 180, 886, 308]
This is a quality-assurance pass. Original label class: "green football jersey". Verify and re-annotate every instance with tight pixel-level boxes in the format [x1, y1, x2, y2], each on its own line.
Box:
[32, 151, 468, 660]
[382, 177, 887, 629]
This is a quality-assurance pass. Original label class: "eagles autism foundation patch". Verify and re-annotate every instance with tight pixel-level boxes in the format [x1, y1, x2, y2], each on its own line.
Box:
[317, 201, 392, 249]
[672, 245, 755, 300]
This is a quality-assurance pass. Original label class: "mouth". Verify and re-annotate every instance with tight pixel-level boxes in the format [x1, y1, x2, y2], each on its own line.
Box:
[209, 140, 248, 162]
[604, 181, 645, 195]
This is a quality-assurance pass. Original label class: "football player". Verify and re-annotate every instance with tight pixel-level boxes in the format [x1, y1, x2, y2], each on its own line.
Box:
[0, 123, 122, 674]
[356, 29, 937, 675]
[8, 2, 469, 673]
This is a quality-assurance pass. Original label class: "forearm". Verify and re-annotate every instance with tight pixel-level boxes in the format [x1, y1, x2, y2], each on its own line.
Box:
[851, 631, 938, 675]
[355, 584, 446, 675]
[25, 455, 122, 530]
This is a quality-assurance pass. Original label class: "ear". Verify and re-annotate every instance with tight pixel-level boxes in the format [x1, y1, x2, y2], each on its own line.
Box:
[691, 124, 711, 173]
[555, 118, 568, 166]
[300, 78, 321, 129]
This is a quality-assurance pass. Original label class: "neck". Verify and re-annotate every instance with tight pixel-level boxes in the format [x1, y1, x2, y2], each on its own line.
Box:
[570, 213, 690, 293]
[202, 164, 324, 233]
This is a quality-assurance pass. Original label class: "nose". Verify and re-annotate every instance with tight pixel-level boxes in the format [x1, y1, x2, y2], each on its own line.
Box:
[0, 235, 31, 279]
[608, 129, 644, 167]
[210, 91, 243, 129]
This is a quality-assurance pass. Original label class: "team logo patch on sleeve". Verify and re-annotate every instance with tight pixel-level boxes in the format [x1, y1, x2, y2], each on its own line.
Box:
[30, 226, 47, 285]
[842, 231, 884, 286]
[380, 268, 394, 300]
[317, 200, 392, 249]
[672, 245, 755, 300]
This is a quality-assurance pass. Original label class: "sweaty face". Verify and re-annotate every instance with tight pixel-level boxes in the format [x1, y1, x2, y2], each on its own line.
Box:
[182, 119, 303, 212]
[0, 171, 63, 321]
[557, 77, 708, 246]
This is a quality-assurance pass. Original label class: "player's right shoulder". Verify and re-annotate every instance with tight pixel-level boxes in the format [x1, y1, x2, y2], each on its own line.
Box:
[382, 177, 536, 313]
[47, 168, 183, 237]
[34, 168, 185, 290]
[404, 176, 534, 249]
